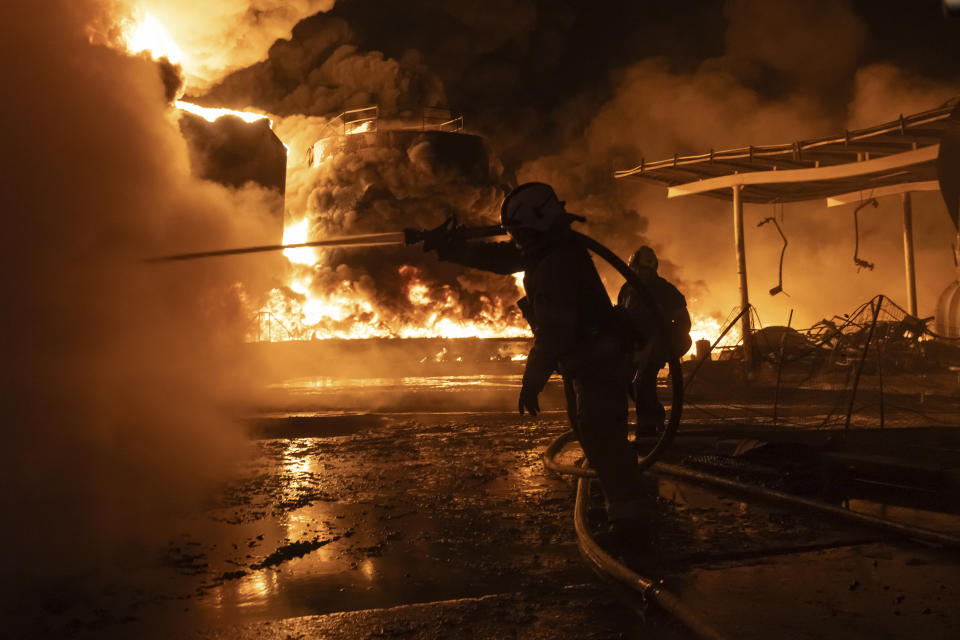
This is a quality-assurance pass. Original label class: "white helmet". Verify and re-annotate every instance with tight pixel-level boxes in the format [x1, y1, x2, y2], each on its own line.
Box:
[500, 183, 568, 233]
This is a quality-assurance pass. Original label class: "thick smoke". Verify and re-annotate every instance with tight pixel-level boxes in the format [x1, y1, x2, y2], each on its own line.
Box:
[133, 0, 336, 90]
[201, 14, 446, 117]
[0, 0, 278, 610]
[267, 114, 525, 339]
[569, 5, 959, 330]
[201, 0, 959, 335]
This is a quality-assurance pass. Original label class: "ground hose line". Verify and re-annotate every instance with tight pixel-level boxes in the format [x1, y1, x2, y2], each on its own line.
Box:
[652, 462, 960, 551]
[546, 432, 960, 550]
[546, 437, 730, 639]
[574, 231, 684, 473]
[572, 464, 732, 640]
[536, 233, 706, 632]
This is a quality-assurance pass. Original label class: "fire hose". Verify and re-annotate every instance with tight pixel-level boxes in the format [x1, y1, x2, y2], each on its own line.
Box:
[545, 431, 960, 640]
[149, 222, 684, 471]
[150, 222, 693, 630]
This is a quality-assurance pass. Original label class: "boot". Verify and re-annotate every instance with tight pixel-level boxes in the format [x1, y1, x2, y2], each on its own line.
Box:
[600, 499, 652, 549]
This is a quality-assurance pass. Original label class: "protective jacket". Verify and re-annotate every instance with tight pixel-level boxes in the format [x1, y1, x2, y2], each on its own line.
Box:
[617, 274, 690, 358]
[435, 226, 641, 509]
[437, 229, 620, 393]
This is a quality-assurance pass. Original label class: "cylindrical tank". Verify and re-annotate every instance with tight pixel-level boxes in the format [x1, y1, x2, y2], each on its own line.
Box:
[695, 338, 711, 361]
[936, 279, 960, 337]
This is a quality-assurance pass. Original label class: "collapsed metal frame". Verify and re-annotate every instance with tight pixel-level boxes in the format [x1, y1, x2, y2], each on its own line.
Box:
[615, 101, 960, 359]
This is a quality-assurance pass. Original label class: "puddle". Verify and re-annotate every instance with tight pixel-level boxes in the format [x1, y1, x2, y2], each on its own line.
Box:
[261, 374, 569, 413]
[270, 375, 523, 394]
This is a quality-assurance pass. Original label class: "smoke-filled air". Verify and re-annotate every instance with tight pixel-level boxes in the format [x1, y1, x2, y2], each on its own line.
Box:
[0, 0, 285, 592]
[3, 0, 960, 635]
[190, 0, 960, 343]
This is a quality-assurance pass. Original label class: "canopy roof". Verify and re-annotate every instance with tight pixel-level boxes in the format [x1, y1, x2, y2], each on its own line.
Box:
[614, 101, 958, 204]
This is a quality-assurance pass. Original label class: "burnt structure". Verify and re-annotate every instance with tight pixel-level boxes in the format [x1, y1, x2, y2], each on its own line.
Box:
[307, 106, 493, 183]
[617, 100, 960, 359]
[179, 111, 288, 237]
[255, 104, 521, 343]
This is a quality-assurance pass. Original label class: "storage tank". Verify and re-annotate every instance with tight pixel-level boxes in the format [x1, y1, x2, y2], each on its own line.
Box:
[936, 278, 960, 337]
[178, 111, 287, 238]
[936, 238, 960, 337]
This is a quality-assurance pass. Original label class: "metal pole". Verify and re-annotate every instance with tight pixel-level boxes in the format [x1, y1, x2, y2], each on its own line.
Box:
[733, 185, 752, 366]
[772, 309, 793, 428]
[902, 192, 918, 316]
[844, 295, 883, 435]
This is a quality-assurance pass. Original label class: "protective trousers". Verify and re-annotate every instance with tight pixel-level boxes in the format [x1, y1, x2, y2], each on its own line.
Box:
[634, 342, 667, 432]
[561, 365, 641, 508]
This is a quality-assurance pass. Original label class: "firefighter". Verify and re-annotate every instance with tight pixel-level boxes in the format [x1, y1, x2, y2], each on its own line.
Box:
[617, 246, 691, 437]
[421, 183, 646, 533]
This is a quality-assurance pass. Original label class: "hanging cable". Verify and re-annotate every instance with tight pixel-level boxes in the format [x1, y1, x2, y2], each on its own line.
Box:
[757, 215, 789, 296]
[852, 198, 879, 271]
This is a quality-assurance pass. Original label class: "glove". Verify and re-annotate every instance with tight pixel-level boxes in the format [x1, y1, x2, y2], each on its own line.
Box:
[518, 346, 554, 416]
[420, 216, 458, 253]
[518, 384, 540, 416]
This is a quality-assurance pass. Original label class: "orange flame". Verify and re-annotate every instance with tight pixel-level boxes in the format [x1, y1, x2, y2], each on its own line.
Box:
[256, 262, 530, 342]
[114, 12, 733, 349]
[120, 10, 183, 64]
[174, 100, 272, 126]
[688, 312, 741, 355]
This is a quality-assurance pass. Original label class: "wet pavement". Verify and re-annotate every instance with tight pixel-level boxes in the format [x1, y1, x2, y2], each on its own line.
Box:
[26, 375, 676, 639]
[16, 373, 960, 639]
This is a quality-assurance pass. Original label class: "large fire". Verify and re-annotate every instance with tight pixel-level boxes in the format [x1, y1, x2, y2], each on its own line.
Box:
[689, 312, 741, 353]
[174, 100, 271, 125]
[114, 11, 733, 354]
[119, 9, 183, 64]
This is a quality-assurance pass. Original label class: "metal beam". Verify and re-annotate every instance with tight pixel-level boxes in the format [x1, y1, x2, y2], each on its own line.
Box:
[732, 185, 752, 366]
[902, 192, 918, 317]
[667, 146, 939, 198]
[825, 180, 940, 207]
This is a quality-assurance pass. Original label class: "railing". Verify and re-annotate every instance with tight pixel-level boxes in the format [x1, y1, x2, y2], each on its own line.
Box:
[308, 105, 466, 165]
[419, 106, 463, 132]
[251, 311, 298, 342]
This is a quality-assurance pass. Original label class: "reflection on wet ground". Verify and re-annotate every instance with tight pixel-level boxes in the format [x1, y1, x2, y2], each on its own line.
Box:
[43, 375, 655, 639]
[183, 415, 646, 634]
[272, 375, 524, 392]
[21, 373, 960, 639]
[259, 373, 567, 416]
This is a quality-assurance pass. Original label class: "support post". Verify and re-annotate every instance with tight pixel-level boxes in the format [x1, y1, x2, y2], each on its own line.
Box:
[902, 192, 918, 317]
[733, 185, 753, 365]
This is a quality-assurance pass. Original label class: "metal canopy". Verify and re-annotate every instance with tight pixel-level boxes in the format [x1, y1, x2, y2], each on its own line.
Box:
[614, 102, 956, 204]
[614, 101, 960, 357]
